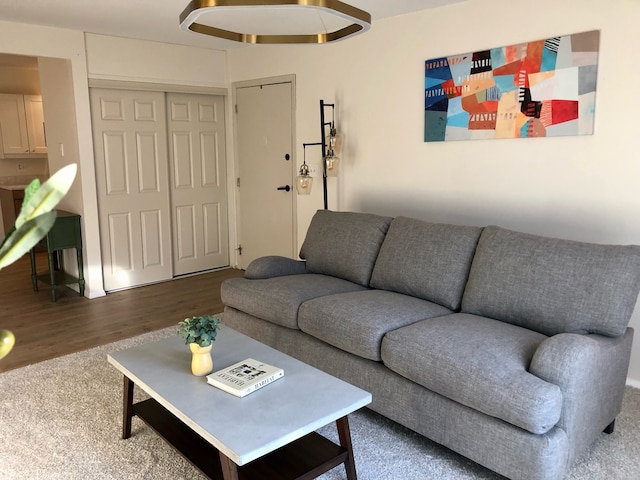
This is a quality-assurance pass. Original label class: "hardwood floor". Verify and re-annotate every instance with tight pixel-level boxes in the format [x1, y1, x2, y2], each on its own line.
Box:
[0, 252, 244, 372]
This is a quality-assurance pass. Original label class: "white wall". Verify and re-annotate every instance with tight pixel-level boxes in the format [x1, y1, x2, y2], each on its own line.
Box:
[85, 34, 227, 88]
[227, 0, 640, 384]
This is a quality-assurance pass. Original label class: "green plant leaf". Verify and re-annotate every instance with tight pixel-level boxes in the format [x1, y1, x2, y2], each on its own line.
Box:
[0, 212, 56, 270]
[15, 164, 77, 230]
[176, 315, 220, 346]
[23, 178, 41, 206]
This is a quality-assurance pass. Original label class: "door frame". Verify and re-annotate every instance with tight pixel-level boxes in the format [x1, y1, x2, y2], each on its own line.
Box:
[231, 74, 297, 268]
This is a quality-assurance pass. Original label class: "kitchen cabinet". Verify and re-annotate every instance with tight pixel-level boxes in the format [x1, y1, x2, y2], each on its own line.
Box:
[0, 93, 47, 158]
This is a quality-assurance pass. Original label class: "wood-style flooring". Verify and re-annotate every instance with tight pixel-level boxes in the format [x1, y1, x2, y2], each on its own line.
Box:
[0, 252, 244, 372]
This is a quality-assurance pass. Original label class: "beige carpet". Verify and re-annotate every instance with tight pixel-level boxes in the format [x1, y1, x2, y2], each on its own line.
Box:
[1, 327, 640, 479]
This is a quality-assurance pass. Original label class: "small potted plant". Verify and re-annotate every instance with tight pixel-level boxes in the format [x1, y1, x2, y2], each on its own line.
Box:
[177, 315, 220, 376]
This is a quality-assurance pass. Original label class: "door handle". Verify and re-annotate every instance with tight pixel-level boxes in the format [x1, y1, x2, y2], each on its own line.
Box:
[277, 185, 291, 192]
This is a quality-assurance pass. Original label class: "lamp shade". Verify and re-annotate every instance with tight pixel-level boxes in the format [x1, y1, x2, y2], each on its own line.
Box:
[296, 163, 313, 194]
[324, 151, 340, 177]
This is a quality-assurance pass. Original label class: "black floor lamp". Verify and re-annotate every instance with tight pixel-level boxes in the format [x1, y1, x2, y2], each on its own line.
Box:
[298, 100, 340, 210]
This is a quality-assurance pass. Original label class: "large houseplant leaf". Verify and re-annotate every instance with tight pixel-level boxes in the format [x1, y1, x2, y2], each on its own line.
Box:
[14, 163, 77, 230]
[0, 211, 56, 270]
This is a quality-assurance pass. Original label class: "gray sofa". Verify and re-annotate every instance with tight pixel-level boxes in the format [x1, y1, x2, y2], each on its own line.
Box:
[221, 210, 640, 480]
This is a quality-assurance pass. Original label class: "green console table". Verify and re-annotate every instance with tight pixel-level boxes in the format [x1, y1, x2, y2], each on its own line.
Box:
[30, 210, 85, 302]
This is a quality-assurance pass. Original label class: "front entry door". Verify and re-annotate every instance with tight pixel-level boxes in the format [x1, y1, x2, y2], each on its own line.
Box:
[235, 81, 294, 269]
[166, 93, 229, 275]
[90, 88, 172, 291]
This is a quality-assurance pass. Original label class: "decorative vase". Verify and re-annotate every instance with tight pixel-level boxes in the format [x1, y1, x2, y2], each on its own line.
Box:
[189, 343, 213, 376]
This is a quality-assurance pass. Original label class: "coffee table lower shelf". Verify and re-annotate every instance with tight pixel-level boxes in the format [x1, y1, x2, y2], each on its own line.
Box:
[129, 397, 353, 480]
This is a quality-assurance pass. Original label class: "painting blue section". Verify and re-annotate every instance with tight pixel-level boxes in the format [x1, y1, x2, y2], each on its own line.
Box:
[447, 111, 470, 128]
[449, 60, 472, 85]
[541, 48, 557, 72]
[446, 97, 469, 128]
[519, 121, 530, 138]
[425, 77, 445, 89]
[447, 96, 464, 116]
[425, 86, 449, 110]
[425, 57, 452, 80]
[490, 48, 506, 69]
[493, 75, 517, 94]
[425, 111, 447, 142]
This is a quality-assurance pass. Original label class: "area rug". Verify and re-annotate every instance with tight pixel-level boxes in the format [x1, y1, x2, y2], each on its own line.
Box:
[1, 327, 640, 479]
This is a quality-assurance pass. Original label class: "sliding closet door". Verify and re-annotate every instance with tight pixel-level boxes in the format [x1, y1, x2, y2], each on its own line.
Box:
[166, 93, 229, 275]
[90, 88, 172, 291]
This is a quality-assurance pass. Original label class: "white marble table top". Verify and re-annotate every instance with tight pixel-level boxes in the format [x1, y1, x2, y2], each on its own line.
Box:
[108, 325, 372, 465]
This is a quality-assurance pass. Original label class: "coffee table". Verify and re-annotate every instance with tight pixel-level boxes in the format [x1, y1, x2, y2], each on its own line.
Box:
[107, 325, 372, 479]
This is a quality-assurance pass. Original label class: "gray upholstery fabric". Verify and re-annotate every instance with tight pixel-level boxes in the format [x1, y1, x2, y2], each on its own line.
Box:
[244, 256, 307, 279]
[220, 274, 366, 329]
[224, 307, 570, 480]
[381, 313, 562, 434]
[298, 290, 452, 361]
[529, 328, 634, 464]
[370, 217, 482, 310]
[299, 210, 392, 286]
[462, 226, 640, 337]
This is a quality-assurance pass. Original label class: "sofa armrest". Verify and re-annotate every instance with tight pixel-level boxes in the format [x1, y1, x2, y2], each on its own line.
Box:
[244, 256, 307, 279]
[529, 329, 633, 461]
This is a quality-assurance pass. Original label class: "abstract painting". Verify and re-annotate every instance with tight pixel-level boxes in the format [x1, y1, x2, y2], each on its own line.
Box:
[424, 30, 599, 142]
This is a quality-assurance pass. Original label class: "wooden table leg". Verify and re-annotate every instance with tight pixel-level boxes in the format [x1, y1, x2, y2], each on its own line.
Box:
[76, 246, 85, 297]
[337, 416, 357, 480]
[219, 451, 240, 480]
[47, 250, 57, 302]
[29, 249, 38, 291]
[122, 376, 135, 439]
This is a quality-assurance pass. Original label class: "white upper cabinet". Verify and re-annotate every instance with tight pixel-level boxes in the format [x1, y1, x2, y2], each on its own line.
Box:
[0, 93, 47, 157]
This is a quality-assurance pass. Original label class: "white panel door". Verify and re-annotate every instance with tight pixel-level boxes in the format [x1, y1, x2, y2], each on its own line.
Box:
[90, 88, 172, 291]
[235, 82, 294, 269]
[166, 93, 229, 275]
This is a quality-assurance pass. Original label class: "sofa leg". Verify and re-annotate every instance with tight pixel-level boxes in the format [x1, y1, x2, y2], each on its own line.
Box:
[603, 420, 615, 434]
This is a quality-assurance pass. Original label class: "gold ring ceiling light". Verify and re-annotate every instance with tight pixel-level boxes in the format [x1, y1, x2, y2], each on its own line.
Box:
[179, 0, 371, 44]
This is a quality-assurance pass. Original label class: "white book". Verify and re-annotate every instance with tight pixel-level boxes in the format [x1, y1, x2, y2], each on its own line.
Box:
[206, 358, 284, 397]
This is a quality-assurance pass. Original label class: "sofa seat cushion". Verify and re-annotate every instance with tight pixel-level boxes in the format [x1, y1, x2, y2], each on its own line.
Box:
[370, 217, 482, 310]
[298, 290, 452, 361]
[221, 274, 366, 330]
[300, 210, 392, 287]
[462, 225, 640, 337]
[381, 313, 562, 434]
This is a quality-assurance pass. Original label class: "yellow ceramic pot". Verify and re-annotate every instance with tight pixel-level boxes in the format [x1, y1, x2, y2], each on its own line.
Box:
[189, 343, 213, 376]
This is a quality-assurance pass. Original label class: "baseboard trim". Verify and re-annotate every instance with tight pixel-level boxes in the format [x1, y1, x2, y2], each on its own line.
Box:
[626, 378, 640, 389]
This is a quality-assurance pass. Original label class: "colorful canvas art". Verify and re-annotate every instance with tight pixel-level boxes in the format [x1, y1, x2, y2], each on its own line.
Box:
[424, 30, 599, 142]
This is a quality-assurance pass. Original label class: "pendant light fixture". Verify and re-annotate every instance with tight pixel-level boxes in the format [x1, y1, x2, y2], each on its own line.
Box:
[179, 0, 371, 45]
[297, 146, 314, 195]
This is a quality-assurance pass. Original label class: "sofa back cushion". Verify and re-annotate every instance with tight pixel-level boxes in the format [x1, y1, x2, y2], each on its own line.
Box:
[370, 217, 482, 310]
[300, 210, 392, 286]
[462, 226, 640, 337]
